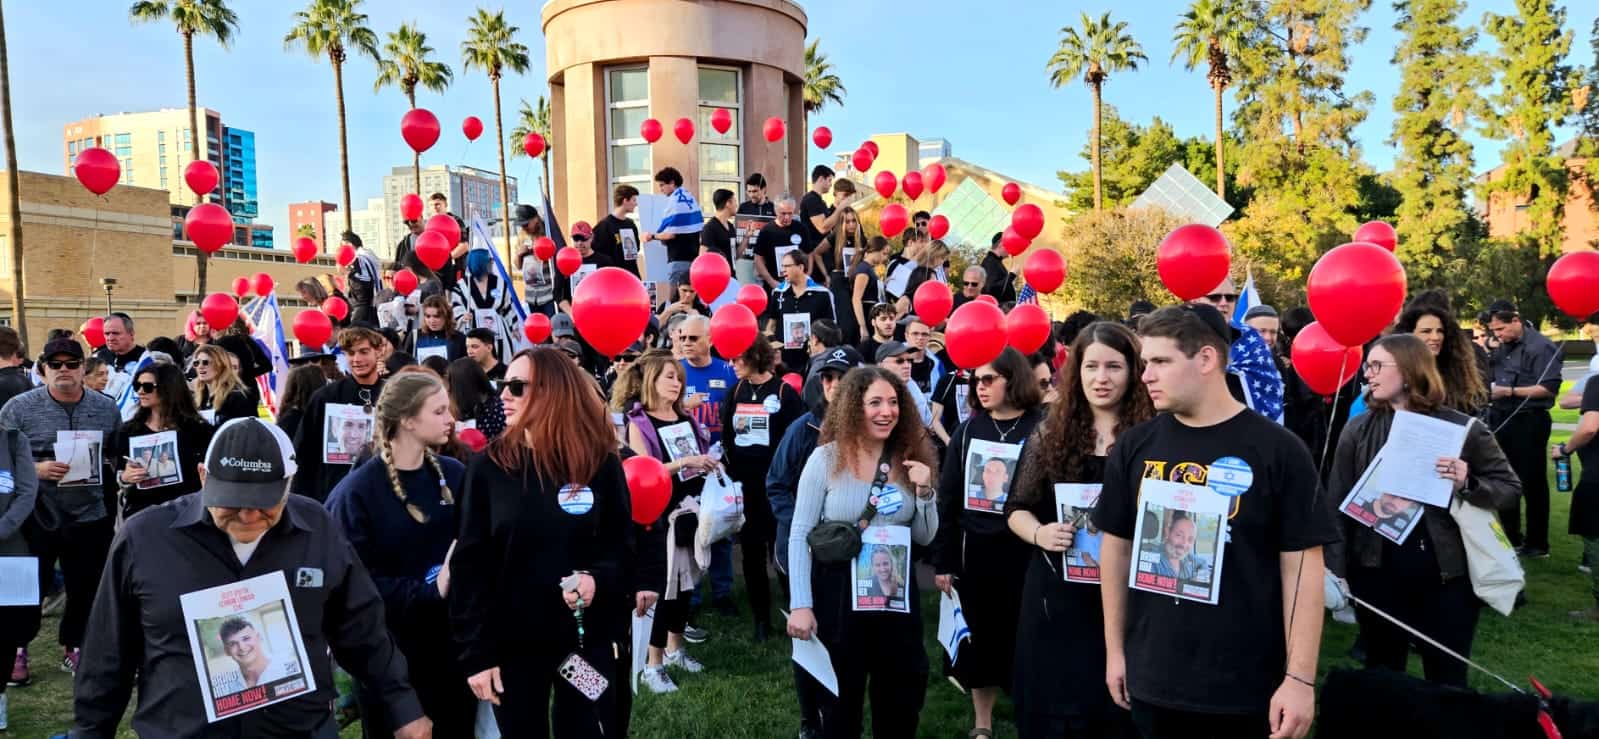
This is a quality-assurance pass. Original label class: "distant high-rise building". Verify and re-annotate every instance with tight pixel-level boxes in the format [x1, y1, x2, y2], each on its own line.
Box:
[289, 201, 338, 250]
[381, 164, 517, 257]
[918, 138, 951, 167]
[223, 127, 258, 221]
[326, 197, 388, 258]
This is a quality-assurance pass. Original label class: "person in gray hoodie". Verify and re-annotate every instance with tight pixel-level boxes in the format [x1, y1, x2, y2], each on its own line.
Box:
[0, 337, 119, 679]
[0, 415, 38, 727]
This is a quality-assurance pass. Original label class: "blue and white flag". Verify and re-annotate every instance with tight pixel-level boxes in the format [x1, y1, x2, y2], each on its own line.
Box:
[1232, 270, 1261, 324]
[655, 187, 705, 236]
[468, 217, 528, 323]
[244, 294, 291, 416]
[113, 352, 156, 421]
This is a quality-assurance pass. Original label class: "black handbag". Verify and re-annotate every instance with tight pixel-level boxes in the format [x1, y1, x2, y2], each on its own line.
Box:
[807, 449, 894, 564]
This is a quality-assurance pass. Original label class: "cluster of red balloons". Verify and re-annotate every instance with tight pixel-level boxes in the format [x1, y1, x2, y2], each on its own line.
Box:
[635, 110, 768, 144]
[229, 272, 276, 299]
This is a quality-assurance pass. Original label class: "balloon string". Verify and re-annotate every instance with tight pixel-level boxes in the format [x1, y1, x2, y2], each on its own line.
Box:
[1283, 348, 1351, 678]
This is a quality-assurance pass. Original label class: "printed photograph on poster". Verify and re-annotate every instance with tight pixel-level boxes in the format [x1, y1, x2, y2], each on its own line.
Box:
[53, 430, 103, 488]
[621, 230, 640, 262]
[128, 431, 182, 489]
[853, 525, 911, 613]
[1339, 455, 1426, 545]
[180, 571, 315, 722]
[782, 314, 810, 351]
[1130, 479, 1227, 604]
[322, 403, 373, 465]
[964, 439, 1022, 513]
[1054, 483, 1104, 583]
[657, 421, 703, 481]
[571, 263, 598, 292]
[737, 215, 773, 245]
[643, 281, 659, 308]
[731, 403, 770, 448]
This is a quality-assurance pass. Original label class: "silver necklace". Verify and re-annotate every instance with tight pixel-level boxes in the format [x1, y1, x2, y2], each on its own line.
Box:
[990, 413, 1025, 442]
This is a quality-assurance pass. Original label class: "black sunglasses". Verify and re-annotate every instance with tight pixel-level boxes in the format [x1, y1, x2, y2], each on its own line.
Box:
[617, 354, 640, 363]
[496, 379, 530, 397]
[975, 374, 1002, 387]
[45, 360, 82, 370]
[964, 281, 981, 288]
[134, 382, 159, 394]
[192, 359, 211, 367]
[1205, 293, 1235, 302]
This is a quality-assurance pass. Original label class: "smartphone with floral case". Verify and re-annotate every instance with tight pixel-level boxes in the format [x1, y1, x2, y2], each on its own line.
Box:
[558, 652, 609, 701]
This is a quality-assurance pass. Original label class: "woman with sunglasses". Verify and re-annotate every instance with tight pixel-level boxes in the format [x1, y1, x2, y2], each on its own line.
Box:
[451, 349, 632, 735]
[786, 367, 939, 737]
[408, 295, 467, 364]
[114, 362, 214, 517]
[189, 344, 255, 426]
[1005, 321, 1152, 736]
[1326, 334, 1518, 687]
[930, 348, 1046, 738]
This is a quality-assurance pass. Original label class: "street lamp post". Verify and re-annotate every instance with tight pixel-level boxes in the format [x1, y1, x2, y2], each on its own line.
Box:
[100, 277, 117, 315]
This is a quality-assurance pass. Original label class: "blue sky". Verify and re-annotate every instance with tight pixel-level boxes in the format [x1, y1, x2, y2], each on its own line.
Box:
[8, 0, 1597, 232]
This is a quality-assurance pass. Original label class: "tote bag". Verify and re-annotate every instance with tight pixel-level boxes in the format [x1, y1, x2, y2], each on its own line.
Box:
[1449, 496, 1525, 616]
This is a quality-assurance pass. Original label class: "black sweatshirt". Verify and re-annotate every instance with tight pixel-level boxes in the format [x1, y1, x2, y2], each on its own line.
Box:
[291, 376, 385, 501]
[932, 408, 1044, 574]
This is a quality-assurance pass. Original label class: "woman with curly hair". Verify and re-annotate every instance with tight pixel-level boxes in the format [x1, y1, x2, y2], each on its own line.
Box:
[1004, 321, 1153, 737]
[787, 366, 940, 737]
[1393, 289, 1488, 414]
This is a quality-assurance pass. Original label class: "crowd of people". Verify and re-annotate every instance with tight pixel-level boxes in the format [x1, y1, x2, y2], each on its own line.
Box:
[0, 165, 1590, 739]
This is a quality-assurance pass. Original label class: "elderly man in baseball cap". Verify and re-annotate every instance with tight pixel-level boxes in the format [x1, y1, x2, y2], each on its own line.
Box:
[73, 418, 432, 739]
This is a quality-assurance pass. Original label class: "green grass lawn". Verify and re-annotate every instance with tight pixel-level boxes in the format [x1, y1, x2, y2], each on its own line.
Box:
[14, 436, 1598, 737]
[1552, 380, 1580, 426]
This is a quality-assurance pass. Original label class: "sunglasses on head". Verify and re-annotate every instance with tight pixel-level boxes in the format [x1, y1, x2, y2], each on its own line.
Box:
[496, 378, 530, 397]
[134, 382, 159, 394]
[45, 359, 82, 370]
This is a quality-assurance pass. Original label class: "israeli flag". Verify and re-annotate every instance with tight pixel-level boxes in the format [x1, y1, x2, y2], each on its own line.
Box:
[244, 294, 291, 416]
[467, 217, 529, 323]
[655, 187, 705, 236]
[1232, 270, 1261, 325]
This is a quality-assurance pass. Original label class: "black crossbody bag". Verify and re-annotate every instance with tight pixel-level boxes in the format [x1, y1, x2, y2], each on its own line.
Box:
[806, 448, 894, 564]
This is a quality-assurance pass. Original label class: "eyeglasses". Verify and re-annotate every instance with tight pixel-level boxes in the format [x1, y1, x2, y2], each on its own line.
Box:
[133, 382, 159, 394]
[496, 378, 530, 397]
[975, 374, 1002, 387]
[1205, 293, 1235, 302]
[1363, 360, 1396, 374]
[572, 235, 589, 243]
[1039, 377, 1055, 390]
[678, 334, 703, 343]
[192, 359, 211, 367]
[44, 360, 82, 370]
[964, 282, 981, 288]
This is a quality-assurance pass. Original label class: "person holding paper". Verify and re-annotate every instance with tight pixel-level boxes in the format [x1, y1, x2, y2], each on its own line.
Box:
[753, 199, 808, 291]
[291, 327, 387, 502]
[1006, 321, 1152, 737]
[406, 296, 467, 364]
[114, 362, 213, 516]
[1093, 306, 1337, 739]
[768, 250, 837, 378]
[1325, 334, 1519, 687]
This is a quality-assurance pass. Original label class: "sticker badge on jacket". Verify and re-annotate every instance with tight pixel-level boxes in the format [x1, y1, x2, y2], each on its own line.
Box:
[0, 470, 12, 495]
[559, 485, 595, 515]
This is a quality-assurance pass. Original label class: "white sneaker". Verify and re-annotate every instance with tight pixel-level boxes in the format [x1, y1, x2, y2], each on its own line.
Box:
[641, 666, 678, 694]
[664, 649, 704, 673]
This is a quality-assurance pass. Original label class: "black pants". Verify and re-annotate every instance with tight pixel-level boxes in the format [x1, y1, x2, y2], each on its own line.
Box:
[1349, 568, 1481, 688]
[648, 593, 690, 649]
[1495, 410, 1551, 550]
[357, 624, 477, 739]
[732, 465, 776, 625]
[0, 603, 32, 694]
[1130, 700, 1265, 739]
[491, 647, 617, 739]
[810, 559, 928, 739]
[22, 515, 113, 648]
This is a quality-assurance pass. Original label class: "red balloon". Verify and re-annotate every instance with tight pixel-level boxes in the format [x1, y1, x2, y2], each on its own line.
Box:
[902, 171, 924, 200]
[183, 160, 219, 196]
[523, 313, 551, 344]
[782, 372, 804, 394]
[736, 283, 768, 315]
[73, 147, 120, 195]
[231, 276, 251, 298]
[522, 132, 546, 158]
[812, 126, 832, 149]
[945, 301, 1008, 370]
[862, 141, 880, 159]
[640, 118, 663, 143]
[555, 247, 583, 277]
[1547, 251, 1599, 318]
[292, 309, 333, 349]
[462, 116, 484, 141]
[425, 213, 461, 246]
[335, 243, 356, 268]
[392, 269, 418, 296]
[414, 231, 451, 271]
[573, 267, 651, 356]
[690, 252, 732, 302]
[1007, 303, 1051, 354]
[399, 193, 424, 221]
[184, 203, 233, 253]
[322, 296, 349, 321]
[927, 214, 949, 240]
[1001, 227, 1031, 257]
[1023, 248, 1067, 293]
[201, 293, 239, 332]
[880, 204, 910, 238]
[922, 163, 947, 195]
[533, 236, 556, 262]
[80, 317, 105, 349]
[1011, 203, 1045, 240]
[1156, 224, 1233, 301]
[710, 108, 733, 135]
[710, 303, 759, 358]
[913, 280, 953, 326]
[1306, 242, 1407, 347]
[976, 294, 999, 306]
[293, 237, 318, 263]
[1290, 322, 1364, 395]
[400, 108, 441, 153]
[873, 170, 898, 199]
[457, 427, 488, 452]
[851, 148, 874, 174]
[673, 117, 695, 145]
[624, 456, 673, 526]
[1353, 221, 1398, 252]
[252, 272, 275, 297]
[763, 117, 786, 142]
[1002, 182, 1022, 206]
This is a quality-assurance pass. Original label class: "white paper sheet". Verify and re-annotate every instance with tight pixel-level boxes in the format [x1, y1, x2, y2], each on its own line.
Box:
[1370, 410, 1470, 507]
[0, 556, 39, 607]
[54, 430, 103, 487]
[790, 635, 839, 696]
[936, 587, 971, 664]
[1129, 479, 1228, 605]
[180, 571, 316, 722]
[631, 608, 653, 694]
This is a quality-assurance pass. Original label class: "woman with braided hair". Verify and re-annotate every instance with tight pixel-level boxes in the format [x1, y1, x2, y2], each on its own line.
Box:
[325, 371, 476, 737]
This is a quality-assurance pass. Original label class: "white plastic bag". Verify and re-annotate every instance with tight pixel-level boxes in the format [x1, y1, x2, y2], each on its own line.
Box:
[1449, 496, 1524, 616]
[697, 467, 745, 545]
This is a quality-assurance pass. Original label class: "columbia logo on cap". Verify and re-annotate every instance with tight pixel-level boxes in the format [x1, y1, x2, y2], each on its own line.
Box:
[218, 456, 274, 473]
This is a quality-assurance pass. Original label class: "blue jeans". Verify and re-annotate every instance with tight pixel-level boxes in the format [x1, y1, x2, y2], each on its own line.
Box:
[668, 261, 693, 290]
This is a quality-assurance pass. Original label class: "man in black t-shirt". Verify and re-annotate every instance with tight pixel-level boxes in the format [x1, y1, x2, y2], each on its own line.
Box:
[980, 232, 1017, 303]
[753, 198, 807, 290]
[1093, 305, 1335, 739]
[798, 165, 853, 249]
[738, 172, 776, 217]
[1557, 368, 1599, 621]
[590, 184, 642, 276]
[700, 188, 740, 263]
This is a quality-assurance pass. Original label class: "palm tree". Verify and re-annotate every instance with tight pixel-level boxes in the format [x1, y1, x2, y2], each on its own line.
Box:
[284, 0, 378, 236]
[462, 8, 529, 260]
[129, 0, 238, 298]
[802, 39, 846, 146]
[1172, 0, 1250, 199]
[509, 95, 551, 202]
[1, 0, 25, 345]
[374, 22, 452, 196]
[1047, 11, 1147, 213]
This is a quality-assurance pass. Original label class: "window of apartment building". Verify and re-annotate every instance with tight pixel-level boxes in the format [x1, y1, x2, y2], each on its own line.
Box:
[697, 66, 742, 213]
[68, 141, 78, 157]
[606, 67, 652, 193]
[114, 133, 133, 184]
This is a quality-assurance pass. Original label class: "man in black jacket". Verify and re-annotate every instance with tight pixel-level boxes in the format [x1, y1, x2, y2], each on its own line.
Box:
[980, 232, 1016, 303]
[0, 328, 31, 409]
[291, 327, 385, 501]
